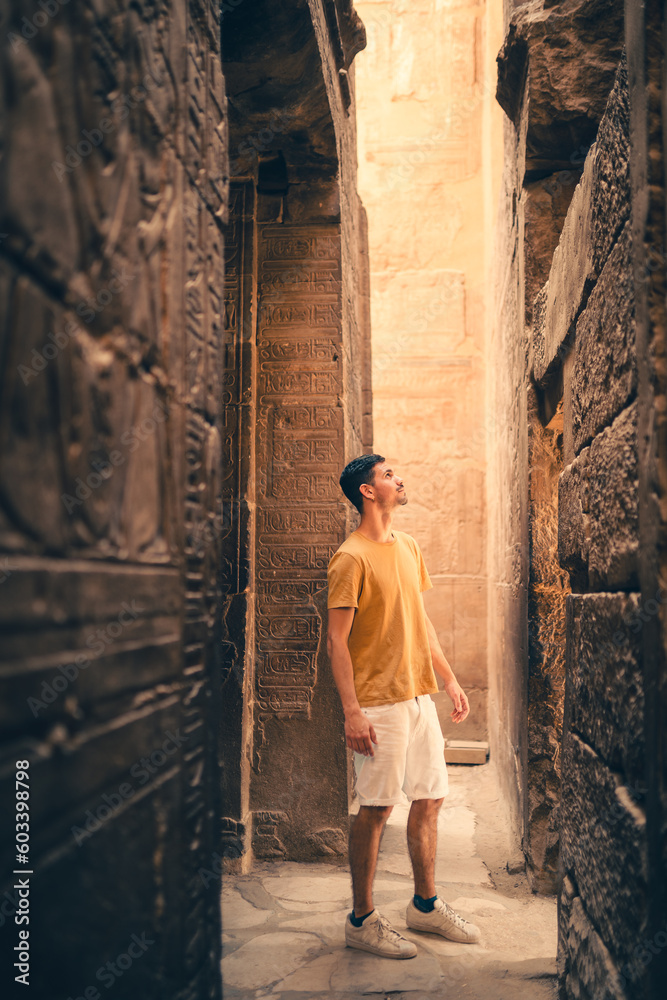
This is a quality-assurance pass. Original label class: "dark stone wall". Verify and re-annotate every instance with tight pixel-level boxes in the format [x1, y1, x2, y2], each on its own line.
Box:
[0, 2, 228, 997]
[625, 0, 667, 997]
[489, 0, 666, 989]
[513, 3, 666, 993]
[543, 53, 651, 999]
[490, 0, 626, 886]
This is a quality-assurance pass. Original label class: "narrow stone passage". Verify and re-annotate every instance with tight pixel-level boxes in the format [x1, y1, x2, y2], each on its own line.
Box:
[221, 765, 556, 998]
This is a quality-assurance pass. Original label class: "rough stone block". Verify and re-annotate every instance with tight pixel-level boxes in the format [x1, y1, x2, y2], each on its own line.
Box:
[532, 147, 596, 385]
[559, 446, 590, 580]
[557, 872, 577, 982]
[306, 826, 347, 857]
[532, 281, 550, 381]
[444, 740, 489, 764]
[568, 593, 644, 784]
[524, 171, 583, 325]
[562, 895, 630, 1000]
[531, 52, 631, 387]
[572, 221, 636, 453]
[587, 403, 638, 590]
[590, 52, 631, 277]
[496, 0, 625, 167]
[560, 732, 647, 973]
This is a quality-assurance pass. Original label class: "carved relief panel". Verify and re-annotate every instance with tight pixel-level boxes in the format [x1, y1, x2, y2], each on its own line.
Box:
[255, 225, 344, 724]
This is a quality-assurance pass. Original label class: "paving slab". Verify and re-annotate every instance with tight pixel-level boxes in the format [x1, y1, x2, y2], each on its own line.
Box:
[222, 888, 272, 929]
[222, 931, 324, 990]
[221, 766, 558, 1000]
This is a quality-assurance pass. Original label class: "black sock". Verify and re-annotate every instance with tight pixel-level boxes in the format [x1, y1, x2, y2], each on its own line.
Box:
[413, 893, 437, 913]
[349, 909, 374, 927]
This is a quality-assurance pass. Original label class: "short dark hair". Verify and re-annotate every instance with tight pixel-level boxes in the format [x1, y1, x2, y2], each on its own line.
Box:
[339, 454, 385, 513]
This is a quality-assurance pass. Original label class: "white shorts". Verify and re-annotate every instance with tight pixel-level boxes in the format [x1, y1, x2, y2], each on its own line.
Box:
[353, 695, 449, 807]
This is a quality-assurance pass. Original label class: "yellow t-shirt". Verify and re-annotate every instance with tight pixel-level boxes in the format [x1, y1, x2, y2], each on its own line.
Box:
[326, 529, 438, 707]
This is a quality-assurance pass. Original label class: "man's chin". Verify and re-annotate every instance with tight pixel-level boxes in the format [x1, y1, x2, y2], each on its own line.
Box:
[398, 494, 408, 505]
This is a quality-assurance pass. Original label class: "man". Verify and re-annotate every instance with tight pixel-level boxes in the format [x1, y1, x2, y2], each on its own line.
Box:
[326, 454, 481, 959]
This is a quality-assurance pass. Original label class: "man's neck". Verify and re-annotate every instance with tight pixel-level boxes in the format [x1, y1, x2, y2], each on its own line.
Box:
[356, 510, 395, 544]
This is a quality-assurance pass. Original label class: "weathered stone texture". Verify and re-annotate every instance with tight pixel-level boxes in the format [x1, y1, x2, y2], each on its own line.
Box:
[560, 732, 648, 978]
[568, 594, 644, 785]
[532, 53, 631, 387]
[558, 446, 590, 584]
[221, 180, 256, 862]
[495, 2, 664, 997]
[496, 0, 625, 170]
[572, 221, 636, 454]
[561, 895, 630, 1000]
[625, 4, 667, 995]
[250, 222, 350, 856]
[524, 172, 582, 326]
[0, 2, 227, 996]
[526, 393, 569, 892]
[587, 403, 639, 591]
[486, 113, 528, 847]
[0, 0, 372, 992]
[560, 403, 639, 591]
[589, 51, 631, 277]
[531, 146, 597, 386]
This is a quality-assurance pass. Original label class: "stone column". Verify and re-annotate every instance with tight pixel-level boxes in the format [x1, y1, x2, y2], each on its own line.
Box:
[221, 181, 257, 867]
[250, 219, 350, 859]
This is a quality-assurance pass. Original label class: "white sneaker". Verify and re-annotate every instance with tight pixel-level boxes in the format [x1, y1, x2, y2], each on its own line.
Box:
[345, 909, 418, 959]
[406, 898, 481, 944]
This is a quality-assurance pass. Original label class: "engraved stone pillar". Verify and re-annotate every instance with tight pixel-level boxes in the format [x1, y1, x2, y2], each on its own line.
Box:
[221, 181, 256, 866]
[251, 219, 350, 859]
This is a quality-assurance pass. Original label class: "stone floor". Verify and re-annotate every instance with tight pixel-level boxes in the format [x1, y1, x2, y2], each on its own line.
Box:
[221, 764, 557, 999]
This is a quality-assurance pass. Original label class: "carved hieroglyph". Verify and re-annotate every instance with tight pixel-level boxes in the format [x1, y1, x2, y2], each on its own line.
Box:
[255, 225, 344, 721]
[0, 1, 228, 994]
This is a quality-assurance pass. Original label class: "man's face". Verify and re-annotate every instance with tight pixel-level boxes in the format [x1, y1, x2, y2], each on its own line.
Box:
[363, 461, 407, 509]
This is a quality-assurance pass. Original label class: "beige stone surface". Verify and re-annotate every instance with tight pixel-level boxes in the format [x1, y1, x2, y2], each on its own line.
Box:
[221, 931, 324, 989]
[221, 766, 557, 998]
[222, 888, 272, 928]
[354, 0, 505, 742]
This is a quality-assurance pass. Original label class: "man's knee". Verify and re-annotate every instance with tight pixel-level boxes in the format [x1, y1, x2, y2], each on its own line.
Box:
[410, 796, 444, 813]
[359, 804, 393, 824]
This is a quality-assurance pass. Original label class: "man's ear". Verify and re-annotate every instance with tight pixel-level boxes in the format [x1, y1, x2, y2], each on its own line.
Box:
[359, 483, 374, 502]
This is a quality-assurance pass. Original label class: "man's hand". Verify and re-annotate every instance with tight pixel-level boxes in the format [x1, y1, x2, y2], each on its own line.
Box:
[444, 679, 470, 723]
[345, 708, 378, 757]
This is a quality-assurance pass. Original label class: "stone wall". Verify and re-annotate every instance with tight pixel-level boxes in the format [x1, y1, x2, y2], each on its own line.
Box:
[354, 0, 505, 743]
[490, 0, 626, 890]
[537, 51, 653, 997]
[0, 1, 227, 996]
[220, 0, 370, 864]
[527, 387, 570, 892]
[626, 3, 667, 996]
[494, 0, 667, 994]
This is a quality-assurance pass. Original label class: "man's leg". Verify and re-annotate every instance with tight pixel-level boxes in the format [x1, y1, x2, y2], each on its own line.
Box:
[406, 797, 443, 899]
[346, 801, 417, 958]
[349, 804, 393, 916]
[405, 795, 481, 943]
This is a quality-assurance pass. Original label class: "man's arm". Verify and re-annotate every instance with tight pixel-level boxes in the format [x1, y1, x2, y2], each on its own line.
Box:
[423, 602, 470, 723]
[327, 607, 378, 757]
